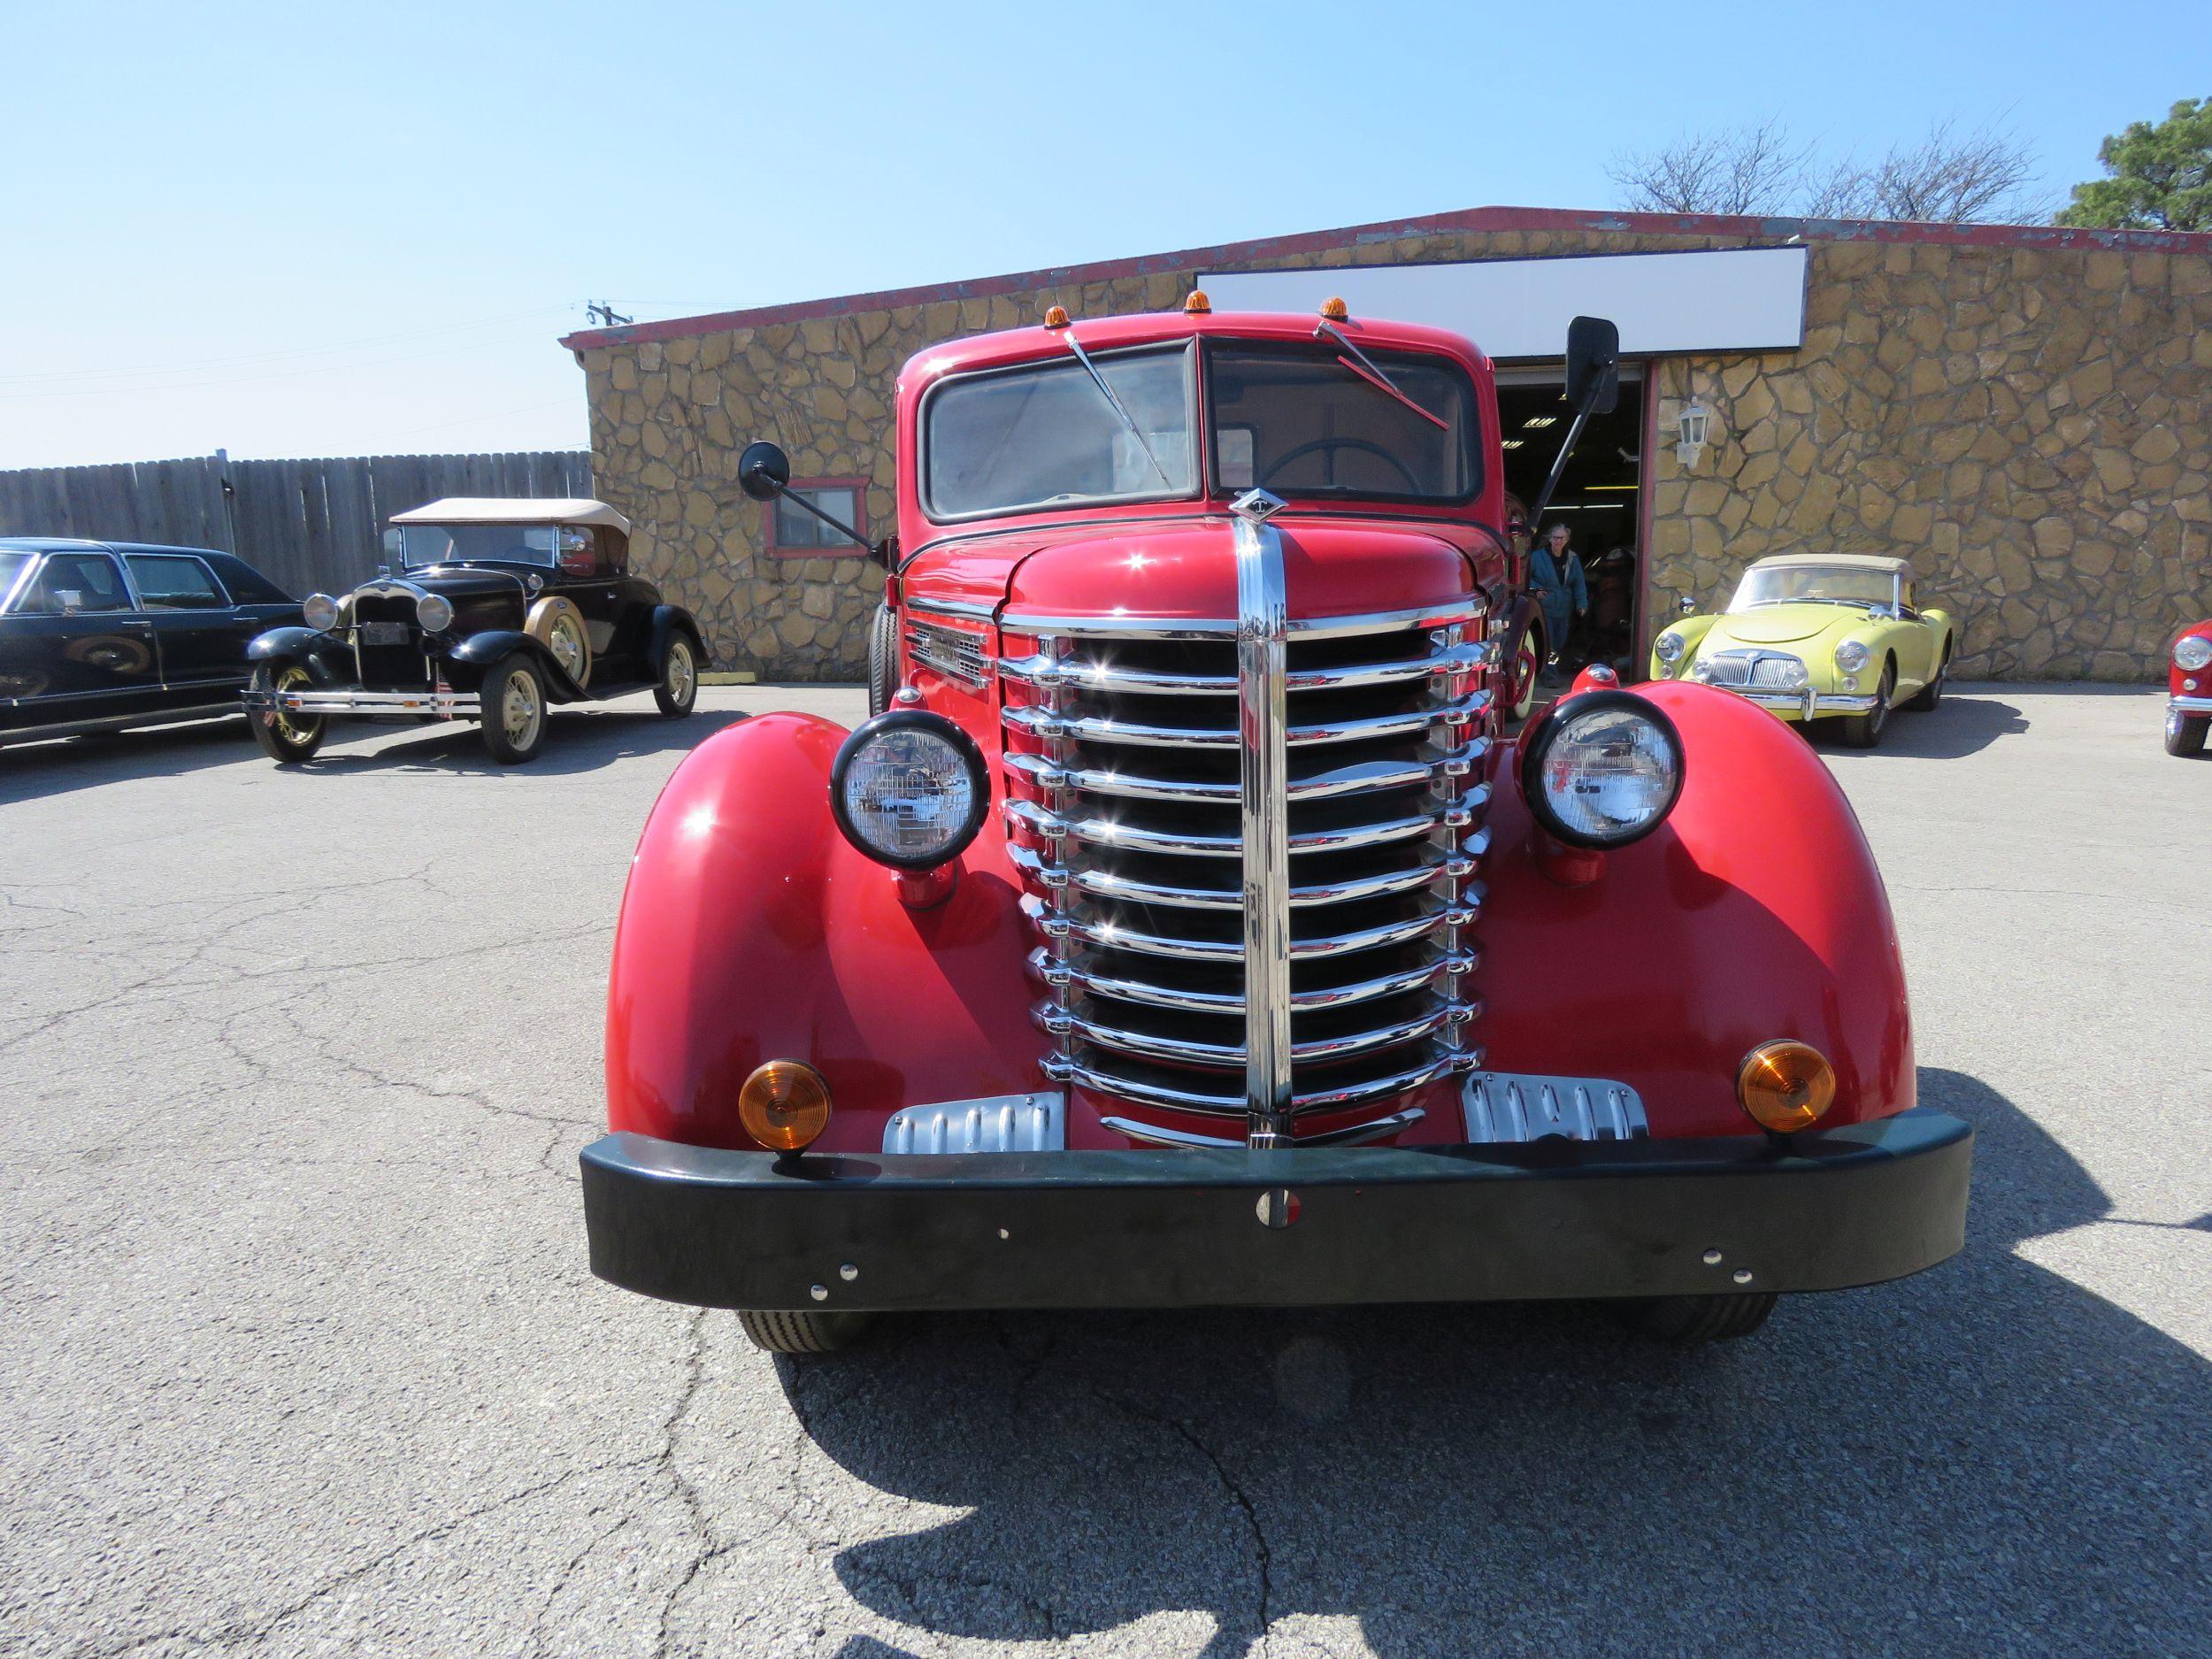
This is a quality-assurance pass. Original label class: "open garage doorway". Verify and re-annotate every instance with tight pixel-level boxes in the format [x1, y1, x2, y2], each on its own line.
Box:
[1495, 365, 1648, 682]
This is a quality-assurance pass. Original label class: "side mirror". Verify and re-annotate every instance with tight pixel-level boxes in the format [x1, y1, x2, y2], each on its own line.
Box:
[1564, 316, 1621, 417]
[737, 441, 791, 502]
[1678, 595, 1697, 615]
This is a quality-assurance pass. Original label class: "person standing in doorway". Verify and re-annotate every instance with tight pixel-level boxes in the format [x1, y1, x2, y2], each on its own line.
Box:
[1530, 521, 1588, 679]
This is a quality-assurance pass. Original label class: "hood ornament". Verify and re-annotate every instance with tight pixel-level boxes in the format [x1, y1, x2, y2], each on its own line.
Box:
[1229, 488, 1286, 524]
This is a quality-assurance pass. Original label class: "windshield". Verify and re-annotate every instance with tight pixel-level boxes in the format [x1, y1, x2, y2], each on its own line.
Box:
[399, 523, 560, 567]
[1730, 565, 1901, 611]
[1207, 341, 1479, 503]
[922, 345, 1197, 520]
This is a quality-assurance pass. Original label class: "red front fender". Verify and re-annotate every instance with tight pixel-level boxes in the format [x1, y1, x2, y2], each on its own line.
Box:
[604, 713, 1040, 1153]
[1478, 680, 1913, 1137]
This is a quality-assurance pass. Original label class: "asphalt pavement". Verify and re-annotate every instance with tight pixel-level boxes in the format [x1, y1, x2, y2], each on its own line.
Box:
[2, 683, 2207, 1658]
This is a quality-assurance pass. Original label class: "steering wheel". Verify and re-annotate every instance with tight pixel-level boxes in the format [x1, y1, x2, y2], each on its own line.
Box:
[1259, 437, 1421, 492]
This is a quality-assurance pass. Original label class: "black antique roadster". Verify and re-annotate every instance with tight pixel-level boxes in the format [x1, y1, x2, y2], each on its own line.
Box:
[242, 499, 708, 764]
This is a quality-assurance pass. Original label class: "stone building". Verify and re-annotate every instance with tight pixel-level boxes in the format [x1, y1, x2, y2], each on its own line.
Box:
[561, 206, 2211, 682]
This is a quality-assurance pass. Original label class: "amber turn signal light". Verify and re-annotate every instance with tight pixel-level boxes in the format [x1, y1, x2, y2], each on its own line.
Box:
[1319, 296, 1349, 321]
[738, 1060, 832, 1152]
[1736, 1041, 1836, 1133]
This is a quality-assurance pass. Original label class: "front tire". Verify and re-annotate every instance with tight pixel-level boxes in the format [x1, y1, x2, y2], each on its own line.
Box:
[654, 634, 698, 718]
[1620, 1292, 1778, 1344]
[2168, 708, 2209, 757]
[250, 663, 325, 764]
[1837, 661, 1894, 749]
[737, 1309, 874, 1354]
[866, 603, 898, 717]
[1508, 625, 1541, 723]
[480, 653, 548, 764]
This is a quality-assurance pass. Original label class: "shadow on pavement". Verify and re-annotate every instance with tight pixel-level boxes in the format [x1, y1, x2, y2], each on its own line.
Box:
[1807, 693, 2028, 759]
[0, 715, 265, 805]
[787, 1069, 2208, 1657]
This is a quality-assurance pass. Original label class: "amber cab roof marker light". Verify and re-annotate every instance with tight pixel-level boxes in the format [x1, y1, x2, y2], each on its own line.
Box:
[1736, 1041, 1837, 1134]
[1183, 289, 1211, 314]
[1319, 296, 1349, 321]
[739, 1060, 833, 1155]
[1042, 304, 1071, 328]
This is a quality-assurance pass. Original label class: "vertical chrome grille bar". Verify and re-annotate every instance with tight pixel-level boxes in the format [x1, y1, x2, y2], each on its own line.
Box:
[1231, 490, 1294, 1148]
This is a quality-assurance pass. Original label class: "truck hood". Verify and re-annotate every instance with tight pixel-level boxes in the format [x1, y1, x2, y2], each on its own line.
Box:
[1707, 604, 1870, 647]
[904, 514, 1476, 626]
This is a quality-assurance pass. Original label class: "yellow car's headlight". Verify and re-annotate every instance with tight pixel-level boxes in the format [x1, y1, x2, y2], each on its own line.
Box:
[1655, 631, 1687, 665]
[1834, 639, 1870, 673]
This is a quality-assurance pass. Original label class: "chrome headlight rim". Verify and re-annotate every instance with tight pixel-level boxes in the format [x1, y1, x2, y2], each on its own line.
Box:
[415, 592, 455, 634]
[828, 710, 990, 872]
[1518, 688, 1686, 851]
[1833, 638, 1870, 673]
[302, 593, 341, 633]
[1654, 630, 1687, 665]
[2176, 634, 2212, 672]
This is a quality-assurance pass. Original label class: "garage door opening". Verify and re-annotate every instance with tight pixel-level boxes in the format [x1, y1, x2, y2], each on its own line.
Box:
[1495, 366, 1648, 681]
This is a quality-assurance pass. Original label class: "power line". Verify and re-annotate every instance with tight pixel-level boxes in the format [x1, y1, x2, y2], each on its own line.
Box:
[584, 303, 634, 328]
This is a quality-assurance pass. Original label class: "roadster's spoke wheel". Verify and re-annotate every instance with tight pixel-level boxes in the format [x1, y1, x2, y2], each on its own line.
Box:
[654, 635, 698, 718]
[1619, 1292, 1779, 1344]
[546, 614, 588, 685]
[250, 663, 325, 764]
[480, 653, 547, 764]
[1839, 663, 1893, 749]
[2168, 709, 2209, 757]
[736, 1309, 874, 1354]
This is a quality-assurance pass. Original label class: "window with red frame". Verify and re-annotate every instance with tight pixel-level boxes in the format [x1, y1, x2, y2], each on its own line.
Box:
[767, 480, 867, 557]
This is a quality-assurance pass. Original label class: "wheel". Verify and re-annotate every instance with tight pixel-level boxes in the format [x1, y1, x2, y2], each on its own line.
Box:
[866, 603, 898, 717]
[653, 634, 698, 718]
[2168, 708, 2209, 757]
[1619, 1292, 1778, 1344]
[1837, 661, 1894, 749]
[543, 611, 590, 687]
[250, 663, 325, 764]
[736, 1309, 874, 1354]
[1508, 625, 1541, 722]
[480, 653, 548, 764]
[1906, 645, 1948, 710]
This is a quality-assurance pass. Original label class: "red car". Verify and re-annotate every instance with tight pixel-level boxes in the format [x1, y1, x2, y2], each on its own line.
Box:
[580, 297, 1971, 1354]
[2168, 621, 2212, 757]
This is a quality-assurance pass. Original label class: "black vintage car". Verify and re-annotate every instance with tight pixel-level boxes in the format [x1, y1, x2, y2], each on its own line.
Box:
[0, 538, 302, 749]
[242, 498, 708, 764]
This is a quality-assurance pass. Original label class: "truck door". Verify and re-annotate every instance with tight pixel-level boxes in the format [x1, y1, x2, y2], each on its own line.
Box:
[0, 550, 163, 733]
[125, 552, 256, 695]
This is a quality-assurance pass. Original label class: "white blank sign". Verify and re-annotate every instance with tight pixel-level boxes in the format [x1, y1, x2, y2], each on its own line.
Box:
[1198, 246, 1809, 360]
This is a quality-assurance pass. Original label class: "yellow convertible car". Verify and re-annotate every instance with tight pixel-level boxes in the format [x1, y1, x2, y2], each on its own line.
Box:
[1648, 554, 1956, 748]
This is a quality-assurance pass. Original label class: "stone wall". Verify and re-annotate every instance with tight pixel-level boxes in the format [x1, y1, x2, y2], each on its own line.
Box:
[572, 215, 2210, 682]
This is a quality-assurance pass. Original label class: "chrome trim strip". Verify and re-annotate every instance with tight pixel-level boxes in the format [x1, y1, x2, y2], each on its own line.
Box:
[904, 595, 998, 622]
[1005, 798, 1461, 858]
[2168, 695, 2212, 715]
[251, 688, 480, 716]
[1461, 1071, 1649, 1143]
[1064, 1050, 1463, 1119]
[1000, 596, 1485, 640]
[1010, 841, 1479, 911]
[1048, 1001, 1459, 1069]
[1735, 690, 1880, 718]
[883, 1091, 1064, 1153]
[1098, 1107, 1426, 1149]
[996, 639, 1494, 696]
[0, 702, 242, 747]
[1033, 945, 1461, 1015]
[1233, 490, 1294, 1148]
[1002, 693, 1487, 750]
[1028, 896, 1473, 964]
[1002, 745, 1486, 805]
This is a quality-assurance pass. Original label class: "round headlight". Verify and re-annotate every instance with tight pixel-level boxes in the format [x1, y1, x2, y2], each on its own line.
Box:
[1834, 639, 1870, 673]
[1519, 689, 1685, 849]
[303, 593, 340, 632]
[1654, 630, 1686, 665]
[829, 710, 989, 871]
[415, 592, 455, 633]
[2176, 634, 2212, 672]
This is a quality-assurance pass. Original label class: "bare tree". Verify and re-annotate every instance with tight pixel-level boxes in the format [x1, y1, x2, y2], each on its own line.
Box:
[1607, 120, 1809, 216]
[1611, 119, 2046, 224]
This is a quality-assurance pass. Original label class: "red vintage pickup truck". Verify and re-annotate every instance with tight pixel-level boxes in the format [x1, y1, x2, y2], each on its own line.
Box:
[579, 296, 1970, 1354]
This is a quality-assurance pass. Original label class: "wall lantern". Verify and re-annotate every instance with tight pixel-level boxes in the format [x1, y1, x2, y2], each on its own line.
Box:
[1675, 396, 1714, 469]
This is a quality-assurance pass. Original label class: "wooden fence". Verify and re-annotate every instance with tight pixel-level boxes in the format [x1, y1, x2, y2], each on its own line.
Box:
[0, 450, 592, 598]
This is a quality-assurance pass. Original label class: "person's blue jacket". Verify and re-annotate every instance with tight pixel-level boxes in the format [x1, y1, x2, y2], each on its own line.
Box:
[1530, 541, 1587, 642]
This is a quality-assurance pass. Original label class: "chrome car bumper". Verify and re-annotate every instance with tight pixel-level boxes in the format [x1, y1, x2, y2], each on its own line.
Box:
[2170, 695, 2212, 716]
[242, 687, 481, 717]
[579, 1108, 1972, 1312]
[1736, 688, 1879, 721]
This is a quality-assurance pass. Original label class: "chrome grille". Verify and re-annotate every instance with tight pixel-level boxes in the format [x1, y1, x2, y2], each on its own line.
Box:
[1699, 649, 1804, 691]
[1001, 610, 1492, 1133]
[905, 617, 990, 688]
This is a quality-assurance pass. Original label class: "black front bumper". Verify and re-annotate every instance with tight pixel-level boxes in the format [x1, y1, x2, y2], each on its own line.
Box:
[580, 1109, 1971, 1313]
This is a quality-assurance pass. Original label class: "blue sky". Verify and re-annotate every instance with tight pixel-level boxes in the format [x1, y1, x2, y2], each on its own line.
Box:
[5, 0, 2203, 469]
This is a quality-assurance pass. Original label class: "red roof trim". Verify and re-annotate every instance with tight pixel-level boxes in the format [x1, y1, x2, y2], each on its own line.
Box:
[560, 203, 2212, 352]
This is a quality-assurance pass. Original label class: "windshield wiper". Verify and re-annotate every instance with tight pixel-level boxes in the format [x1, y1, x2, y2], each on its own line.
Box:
[1316, 321, 1448, 431]
[1058, 333, 1177, 490]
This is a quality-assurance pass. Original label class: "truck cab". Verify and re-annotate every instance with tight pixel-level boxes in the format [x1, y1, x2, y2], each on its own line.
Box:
[580, 296, 1970, 1357]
